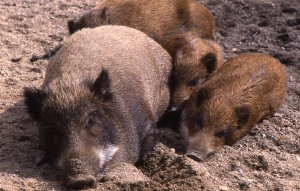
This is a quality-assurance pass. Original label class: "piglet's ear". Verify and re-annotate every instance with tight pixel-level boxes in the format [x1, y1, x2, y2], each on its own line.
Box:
[235, 106, 250, 128]
[91, 69, 113, 102]
[201, 53, 217, 74]
[196, 87, 210, 107]
[100, 7, 108, 21]
[24, 87, 47, 121]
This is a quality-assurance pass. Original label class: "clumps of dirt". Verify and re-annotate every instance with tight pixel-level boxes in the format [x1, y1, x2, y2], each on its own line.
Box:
[95, 144, 214, 191]
[243, 154, 269, 171]
[141, 143, 210, 190]
[155, 127, 188, 154]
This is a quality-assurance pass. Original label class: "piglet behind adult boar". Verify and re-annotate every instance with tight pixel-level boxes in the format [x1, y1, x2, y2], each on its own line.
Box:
[24, 26, 172, 189]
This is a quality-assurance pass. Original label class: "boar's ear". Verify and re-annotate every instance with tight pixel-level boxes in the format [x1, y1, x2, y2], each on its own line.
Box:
[201, 53, 217, 74]
[24, 87, 47, 120]
[196, 87, 210, 107]
[91, 69, 113, 102]
[235, 106, 250, 128]
[67, 19, 78, 34]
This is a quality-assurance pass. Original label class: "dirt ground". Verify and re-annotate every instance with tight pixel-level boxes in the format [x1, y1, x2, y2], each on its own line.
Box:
[0, 0, 299, 190]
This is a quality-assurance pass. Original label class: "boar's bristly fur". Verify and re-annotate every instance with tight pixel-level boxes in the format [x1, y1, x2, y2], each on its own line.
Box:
[181, 53, 288, 162]
[24, 26, 172, 189]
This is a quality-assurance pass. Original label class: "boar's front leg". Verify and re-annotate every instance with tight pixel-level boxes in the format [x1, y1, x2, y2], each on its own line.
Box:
[137, 120, 156, 164]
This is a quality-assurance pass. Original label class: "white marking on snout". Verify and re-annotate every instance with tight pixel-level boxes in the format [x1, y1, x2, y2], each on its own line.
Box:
[97, 145, 119, 169]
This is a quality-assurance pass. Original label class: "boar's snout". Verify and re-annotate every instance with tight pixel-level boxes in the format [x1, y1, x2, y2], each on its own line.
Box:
[66, 175, 96, 190]
[186, 149, 216, 162]
[64, 158, 97, 189]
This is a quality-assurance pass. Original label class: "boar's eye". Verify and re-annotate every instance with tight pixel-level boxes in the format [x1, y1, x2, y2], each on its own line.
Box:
[214, 129, 228, 139]
[85, 113, 99, 128]
[85, 111, 102, 135]
[188, 76, 200, 87]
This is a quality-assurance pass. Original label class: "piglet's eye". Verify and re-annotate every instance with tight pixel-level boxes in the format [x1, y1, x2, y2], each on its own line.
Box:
[188, 76, 200, 87]
[215, 129, 228, 138]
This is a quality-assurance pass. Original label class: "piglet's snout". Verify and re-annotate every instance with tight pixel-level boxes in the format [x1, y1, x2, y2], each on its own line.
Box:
[186, 149, 216, 162]
[186, 152, 204, 162]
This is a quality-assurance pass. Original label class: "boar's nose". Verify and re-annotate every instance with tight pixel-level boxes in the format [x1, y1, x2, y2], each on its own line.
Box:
[186, 152, 204, 162]
[66, 174, 96, 190]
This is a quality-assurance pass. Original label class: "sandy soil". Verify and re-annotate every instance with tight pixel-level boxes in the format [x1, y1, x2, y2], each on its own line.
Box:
[0, 0, 299, 190]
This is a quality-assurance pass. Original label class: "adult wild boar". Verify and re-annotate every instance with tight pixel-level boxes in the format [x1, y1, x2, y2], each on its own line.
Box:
[67, 0, 224, 110]
[181, 53, 288, 162]
[24, 26, 172, 189]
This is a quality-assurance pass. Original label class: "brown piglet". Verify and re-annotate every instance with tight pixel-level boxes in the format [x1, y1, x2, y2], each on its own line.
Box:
[181, 53, 288, 162]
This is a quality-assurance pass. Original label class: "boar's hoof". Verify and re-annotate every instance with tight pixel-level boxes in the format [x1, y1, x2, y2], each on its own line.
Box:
[66, 175, 96, 190]
[186, 152, 204, 162]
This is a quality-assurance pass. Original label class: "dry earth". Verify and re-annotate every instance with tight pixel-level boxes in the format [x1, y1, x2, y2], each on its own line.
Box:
[0, 0, 299, 190]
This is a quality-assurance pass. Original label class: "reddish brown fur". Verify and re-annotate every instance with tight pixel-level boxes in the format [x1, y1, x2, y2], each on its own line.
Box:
[67, 0, 224, 110]
[69, 0, 215, 44]
[170, 33, 224, 110]
[181, 53, 288, 162]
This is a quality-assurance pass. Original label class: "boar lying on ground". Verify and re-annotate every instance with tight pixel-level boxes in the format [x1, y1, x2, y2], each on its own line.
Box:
[181, 53, 288, 162]
[24, 26, 172, 189]
[68, 0, 224, 110]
